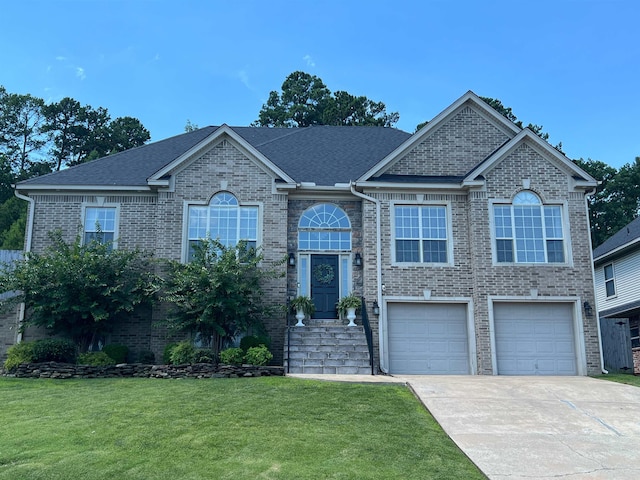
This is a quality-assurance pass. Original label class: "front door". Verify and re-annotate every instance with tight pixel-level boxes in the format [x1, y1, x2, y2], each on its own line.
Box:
[311, 255, 339, 319]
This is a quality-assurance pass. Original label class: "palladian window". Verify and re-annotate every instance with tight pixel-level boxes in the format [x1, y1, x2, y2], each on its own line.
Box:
[187, 192, 258, 261]
[493, 191, 565, 264]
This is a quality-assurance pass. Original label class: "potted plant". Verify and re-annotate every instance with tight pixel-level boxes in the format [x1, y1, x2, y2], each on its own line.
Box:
[290, 295, 315, 327]
[337, 293, 362, 327]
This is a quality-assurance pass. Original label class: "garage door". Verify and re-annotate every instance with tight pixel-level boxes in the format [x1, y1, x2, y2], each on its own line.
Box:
[388, 303, 469, 374]
[494, 303, 577, 375]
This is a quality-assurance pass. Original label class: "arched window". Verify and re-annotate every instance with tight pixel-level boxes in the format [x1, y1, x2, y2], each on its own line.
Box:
[298, 204, 351, 251]
[187, 192, 258, 260]
[494, 190, 565, 263]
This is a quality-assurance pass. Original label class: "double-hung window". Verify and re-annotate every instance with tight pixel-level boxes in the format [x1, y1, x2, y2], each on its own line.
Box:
[494, 191, 565, 264]
[187, 192, 258, 261]
[603, 263, 616, 297]
[394, 205, 448, 263]
[84, 207, 116, 246]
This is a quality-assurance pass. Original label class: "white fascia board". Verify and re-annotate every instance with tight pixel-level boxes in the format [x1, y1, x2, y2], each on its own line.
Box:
[355, 180, 464, 191]
[15, 184, 151, 193]
[358, 90, 521, 182]
[147, 125, 296, 185]
[593, 238, 640, 264]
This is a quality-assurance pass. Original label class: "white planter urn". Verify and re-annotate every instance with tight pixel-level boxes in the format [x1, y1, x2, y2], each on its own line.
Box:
[295, 308, 306, 327]
[346, 307, 357, 327]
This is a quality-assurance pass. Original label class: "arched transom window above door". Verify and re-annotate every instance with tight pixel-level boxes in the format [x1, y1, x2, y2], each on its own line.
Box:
[298, 204, 351, 251]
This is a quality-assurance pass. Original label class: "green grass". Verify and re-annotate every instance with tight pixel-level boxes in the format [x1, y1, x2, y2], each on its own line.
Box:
[0, 377, 484, 480]
[594, 373, 640, 387]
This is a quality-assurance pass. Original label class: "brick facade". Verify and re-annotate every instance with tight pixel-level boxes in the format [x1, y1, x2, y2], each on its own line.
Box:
[14, 93, 602, 375]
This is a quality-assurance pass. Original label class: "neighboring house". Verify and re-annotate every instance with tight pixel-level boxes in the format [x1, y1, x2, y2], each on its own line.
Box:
[594, 217, 640, 374]
[12, 91, 602, 375]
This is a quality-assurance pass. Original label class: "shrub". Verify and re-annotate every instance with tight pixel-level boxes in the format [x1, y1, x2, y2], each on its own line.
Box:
[163, 342, 179, 364]
[102, 344, 128, 363]
[31, 338, 78, 363]
[193, 349, 216, 364]
[240, 335, 271, 352]
[77, 351, 116, 366]
[219, 347, 245, 365]
[244, 345, 273, 366]
[137, 350, 156, 364]
[3, 342, 34, 372]
[169, 341, 196, 365]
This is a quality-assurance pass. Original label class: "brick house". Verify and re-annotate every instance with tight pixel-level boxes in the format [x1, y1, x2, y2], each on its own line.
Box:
[9, 91, 603, 375]
[594, 216, 640, 374]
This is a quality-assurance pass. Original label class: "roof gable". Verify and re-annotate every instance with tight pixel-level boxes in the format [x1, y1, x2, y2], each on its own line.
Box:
[358, 91, 521, 181]
[148, 125, 296, 186]
[463, 129, 598, 188]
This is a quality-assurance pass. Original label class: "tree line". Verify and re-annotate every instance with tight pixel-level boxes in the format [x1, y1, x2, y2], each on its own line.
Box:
[2, 73, 638, 249]
[0, 86, 150, 248]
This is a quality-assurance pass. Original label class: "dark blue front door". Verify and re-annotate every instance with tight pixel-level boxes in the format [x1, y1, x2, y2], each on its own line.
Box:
[311, 255, 339, 319]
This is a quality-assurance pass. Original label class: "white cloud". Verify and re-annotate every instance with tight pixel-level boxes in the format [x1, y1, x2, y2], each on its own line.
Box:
[303, 54, 315, 67]
[56, 56, 66, 61]
[76, 67, 86, 80]
[236, 69, 250, 89]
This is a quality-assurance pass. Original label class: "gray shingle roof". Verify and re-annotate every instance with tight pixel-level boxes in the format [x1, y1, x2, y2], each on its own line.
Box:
[18, 125, 411, 188]
[593, 216, 640, 260]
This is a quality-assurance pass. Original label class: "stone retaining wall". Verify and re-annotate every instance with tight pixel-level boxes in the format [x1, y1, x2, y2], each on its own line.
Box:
[3, 362, 284, 379]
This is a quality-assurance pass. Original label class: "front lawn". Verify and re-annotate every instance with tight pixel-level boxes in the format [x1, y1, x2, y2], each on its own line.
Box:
[0, 377, 484, 480]
[595, 373, 640, 388]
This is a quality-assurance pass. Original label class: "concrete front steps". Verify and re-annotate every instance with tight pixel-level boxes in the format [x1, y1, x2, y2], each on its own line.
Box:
[285, 323, 372, 374]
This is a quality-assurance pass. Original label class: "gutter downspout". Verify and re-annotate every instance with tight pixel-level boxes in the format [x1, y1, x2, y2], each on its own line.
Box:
[350, 182, 387, 373]
[13, 188, 34, 345]
[584, 187, 607, 374]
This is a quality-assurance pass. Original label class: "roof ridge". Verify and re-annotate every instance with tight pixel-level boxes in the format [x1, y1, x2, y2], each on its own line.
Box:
[247, 127, 306, 147]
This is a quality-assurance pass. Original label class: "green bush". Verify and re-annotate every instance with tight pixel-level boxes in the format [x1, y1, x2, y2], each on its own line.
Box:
[137, 350, 156, 364]
[169, 341, 196, 365]
[31, 338, 78, 363]
[240, 335, 271, 352]
[163, 342, 179, 364]
[244, 345, 273, 366]
[3, 342, 35, 372]
[219, 347, 245, 365]
[77, 351, 116, 366]
[102, 344, 128, 363]
[193, 349, 216, 364]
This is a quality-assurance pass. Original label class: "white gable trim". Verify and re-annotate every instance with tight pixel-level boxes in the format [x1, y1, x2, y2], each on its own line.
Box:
[462, 129, 598, 187]
[147, 125, 296, 185]
[358, 91, 521, 182]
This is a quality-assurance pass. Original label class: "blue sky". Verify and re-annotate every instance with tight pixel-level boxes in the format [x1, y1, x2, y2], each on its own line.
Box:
[2, 0, 638, 168]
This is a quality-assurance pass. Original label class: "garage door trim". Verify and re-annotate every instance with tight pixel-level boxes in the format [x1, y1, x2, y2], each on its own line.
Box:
[380, 297, 476, 374]
[488, 297, 587, 376]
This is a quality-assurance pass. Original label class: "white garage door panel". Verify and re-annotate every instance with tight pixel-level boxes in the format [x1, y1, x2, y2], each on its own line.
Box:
[494, 303, 577, 375]
[388, 303, 469, 374]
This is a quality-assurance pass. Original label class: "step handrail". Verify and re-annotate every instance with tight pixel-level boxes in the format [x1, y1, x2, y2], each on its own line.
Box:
[360, 296, 375, 375]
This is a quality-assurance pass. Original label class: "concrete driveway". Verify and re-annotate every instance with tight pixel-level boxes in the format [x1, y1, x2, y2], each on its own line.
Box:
[397, 376, 640, 480]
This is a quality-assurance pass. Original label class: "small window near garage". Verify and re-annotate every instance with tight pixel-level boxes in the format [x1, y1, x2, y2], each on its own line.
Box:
[604, 263, 616, 297]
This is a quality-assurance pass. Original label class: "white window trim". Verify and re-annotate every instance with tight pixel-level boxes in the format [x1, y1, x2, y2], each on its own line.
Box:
[181, 197, 263, 263]
[603, 263, 616, 298]
[390, 200, 454, 267]
[489, 197, 573, 267]
[80, 203, 120, 249]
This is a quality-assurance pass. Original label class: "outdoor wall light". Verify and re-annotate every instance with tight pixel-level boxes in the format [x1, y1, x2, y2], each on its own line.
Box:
[288, 252, 296, 267]
[583, 301, 593, 317]
[372, 300, 380, 315]
[353, 252, 362, 267]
